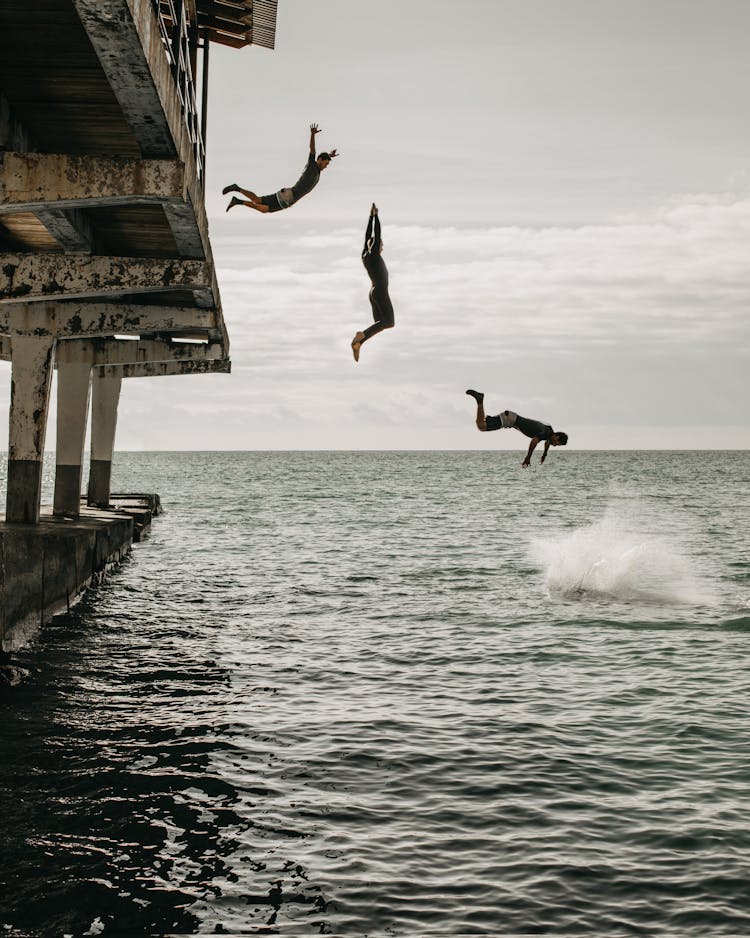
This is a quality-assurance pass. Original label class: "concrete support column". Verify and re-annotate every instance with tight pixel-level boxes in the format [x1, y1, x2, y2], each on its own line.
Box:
[87, 372, 122, 508]
[6, 335, 55, 523]
[53, 361, 92, 517]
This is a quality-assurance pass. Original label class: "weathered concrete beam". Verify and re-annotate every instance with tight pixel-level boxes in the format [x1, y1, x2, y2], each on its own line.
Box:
[56, 337, 224, 366]
[6, 335, 56, 524]
[33, 208, 94, 254]
[95, 357, 231, 379]
[120, 0, 200, 165]
[163, 200, 205, 259]
[194, 286, 216, 310]
[0, 254, 213, 305]
[0, 333, 222, 363]
[0, 301, 216, 339]
[0, 152, 185, 213]
[74, 0, 213, 262]
[193, 267, 227, 356]
[72, 0, 176, 157]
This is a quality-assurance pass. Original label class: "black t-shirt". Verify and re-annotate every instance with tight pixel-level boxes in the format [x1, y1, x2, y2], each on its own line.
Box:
[514, 414, 554, 440]
[291, 153, 320, 202]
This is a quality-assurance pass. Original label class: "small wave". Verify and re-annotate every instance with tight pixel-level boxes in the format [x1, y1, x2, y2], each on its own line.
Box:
[530, 504, 715, 606]
[719, 615, 750, 631]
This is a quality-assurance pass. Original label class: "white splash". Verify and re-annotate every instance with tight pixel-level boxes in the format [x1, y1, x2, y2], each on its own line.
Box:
[530, 504, 714, 606]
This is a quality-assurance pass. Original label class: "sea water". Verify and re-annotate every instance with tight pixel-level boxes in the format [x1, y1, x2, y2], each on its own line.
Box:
[1, 451, 749, 936]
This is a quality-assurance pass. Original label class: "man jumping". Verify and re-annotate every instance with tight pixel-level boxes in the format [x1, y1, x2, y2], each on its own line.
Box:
[351, 203, 394, 362]
[466, 389, 568, 467]
[223, 124, 338, 213]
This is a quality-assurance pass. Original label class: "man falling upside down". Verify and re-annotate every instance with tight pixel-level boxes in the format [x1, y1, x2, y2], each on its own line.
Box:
[466, 390, 568, 467]
[223, 123, 338, 213]
[351, 203, 394, 362]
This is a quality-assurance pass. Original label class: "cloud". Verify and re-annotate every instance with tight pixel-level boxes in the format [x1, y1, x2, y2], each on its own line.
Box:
[217, 191, 750, 350]
[171, 192, 744, 448]
[7, 192, 742, 452]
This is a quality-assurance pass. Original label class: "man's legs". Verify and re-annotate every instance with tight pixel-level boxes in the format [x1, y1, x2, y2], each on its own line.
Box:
[466, 389, 486, 430]
[226, 193, 270, 213]
[222, 184, 259, 200]
[223, 184, 273, 212]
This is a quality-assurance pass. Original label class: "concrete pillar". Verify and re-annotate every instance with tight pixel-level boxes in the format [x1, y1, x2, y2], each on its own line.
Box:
[87, 371, 122, 508]
[6, 335, 55, 523]
[53, 361, 92, 517]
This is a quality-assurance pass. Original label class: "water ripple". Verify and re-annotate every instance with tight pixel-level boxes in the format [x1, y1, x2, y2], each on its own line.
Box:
[1, 451, 750, 935]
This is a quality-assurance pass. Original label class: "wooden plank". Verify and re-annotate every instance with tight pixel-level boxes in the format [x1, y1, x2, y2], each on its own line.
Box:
[88, 204, 180, 258]
[0, 214, 61, 252]
[0, 1, 141, 156]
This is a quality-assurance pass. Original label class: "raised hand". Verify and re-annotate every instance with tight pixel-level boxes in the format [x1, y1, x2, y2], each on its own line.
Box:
[310, 123, 321, 135]
[328, 148, 339, 158]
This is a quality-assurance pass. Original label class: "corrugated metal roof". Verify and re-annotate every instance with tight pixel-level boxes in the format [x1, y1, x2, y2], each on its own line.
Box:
[196, 0, 277, 49]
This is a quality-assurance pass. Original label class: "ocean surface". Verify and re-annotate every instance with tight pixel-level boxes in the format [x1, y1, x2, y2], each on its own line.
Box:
[1, 450, 750, 936]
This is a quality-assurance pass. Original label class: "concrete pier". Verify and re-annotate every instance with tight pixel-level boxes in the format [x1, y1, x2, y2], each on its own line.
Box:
[0, 493, 162, 653]
[0, 494, 162, 652]
[0, 1, 277, 648]
[0, 509, 131, 652]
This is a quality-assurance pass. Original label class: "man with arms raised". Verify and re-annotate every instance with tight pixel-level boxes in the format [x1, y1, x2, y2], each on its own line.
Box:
[223, 123, 338, 213]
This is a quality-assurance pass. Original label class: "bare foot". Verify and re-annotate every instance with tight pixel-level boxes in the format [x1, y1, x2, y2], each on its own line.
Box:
[226, 196, 241, 212]
[351, 331, 365, 362]
[465, 389, 484, 404]
[222, 183, 239, 195]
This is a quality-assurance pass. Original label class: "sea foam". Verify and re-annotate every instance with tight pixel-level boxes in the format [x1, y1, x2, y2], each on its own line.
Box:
[530, 503, 714, 606]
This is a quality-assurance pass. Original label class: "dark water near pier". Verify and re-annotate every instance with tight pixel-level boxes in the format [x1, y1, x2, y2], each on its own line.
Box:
[1, 451, 750, 936]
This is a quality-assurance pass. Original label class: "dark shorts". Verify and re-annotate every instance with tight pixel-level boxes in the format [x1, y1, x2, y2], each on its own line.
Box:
[260, 193, 286, 213]
[485, 414, 503, 431]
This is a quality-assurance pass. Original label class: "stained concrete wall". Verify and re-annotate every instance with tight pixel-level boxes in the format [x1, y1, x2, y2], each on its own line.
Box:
[0, 509, 134, 652]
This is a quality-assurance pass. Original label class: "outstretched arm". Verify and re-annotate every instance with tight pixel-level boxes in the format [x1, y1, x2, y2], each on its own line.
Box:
[540, 440, 552, 464]
[522, 437, 540, 468]
[364, 203, 379, 254]
[309, 123, 321, 154]
[363, 209, 375, 254]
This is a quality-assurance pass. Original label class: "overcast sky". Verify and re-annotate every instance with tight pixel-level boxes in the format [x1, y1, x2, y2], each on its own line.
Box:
[45, 1, 750, 448]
